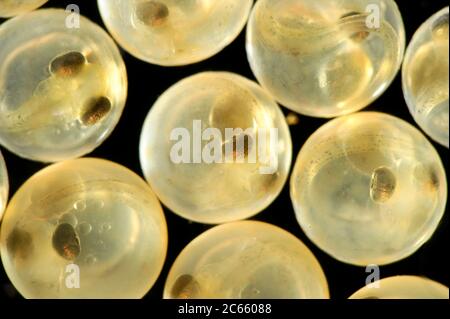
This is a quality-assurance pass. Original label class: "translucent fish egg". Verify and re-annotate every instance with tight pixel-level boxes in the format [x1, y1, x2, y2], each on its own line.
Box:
[350, 276, 449, 299]
[139, 72, 292, 224]
[0, 0, 48, 18]
[290, 112, 447, 266]
[0, 158, 168, 298]
[0, 150, 8, 221]
[164, 221, 329, 299]
[402, 7, 449, 148]
[0, 9, 127, 162]
[246, 0, 405, 118]
[98, 0, 253, 66]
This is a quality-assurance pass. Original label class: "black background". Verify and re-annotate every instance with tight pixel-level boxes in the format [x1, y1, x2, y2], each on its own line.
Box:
[0, 0, 448, 300]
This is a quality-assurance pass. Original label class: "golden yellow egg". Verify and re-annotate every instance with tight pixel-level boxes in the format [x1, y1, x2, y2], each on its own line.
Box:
[0, 158, 168, 298]
[403, 7, 449, 147]
[0, 0, 48, 18]
[164, 221, 329, 299]
[139, 72, 292, 224]
[0, 151, 8, 221]
[246, 0, 405, 117]
[350, 276, 449, 299]
[98, 0, 253, 66]
[291, 112, 447, 266]
[0, 9, 127, 162]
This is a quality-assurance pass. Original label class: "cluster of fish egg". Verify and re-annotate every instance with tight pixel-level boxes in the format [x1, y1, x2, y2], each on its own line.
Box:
[0, 0, 448, 299]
